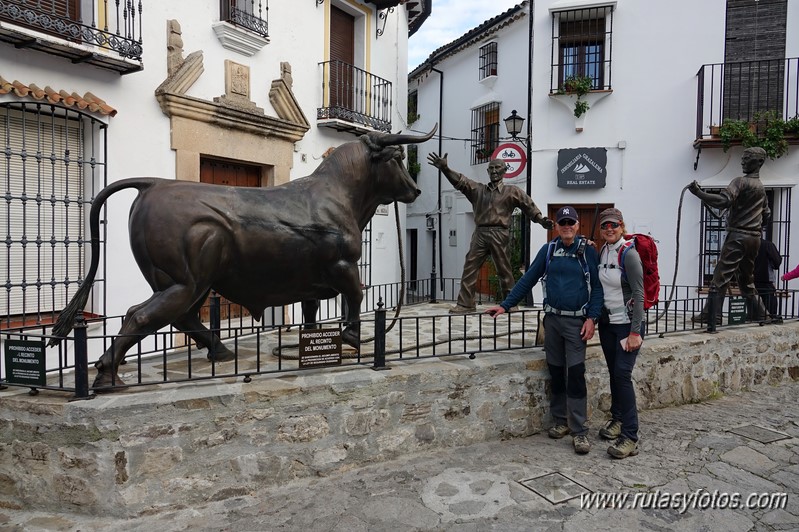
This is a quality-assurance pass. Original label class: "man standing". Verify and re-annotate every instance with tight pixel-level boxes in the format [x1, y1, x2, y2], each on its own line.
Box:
[427, 152, 553, 313]
[689, 147, 771, 322]
[754, 236, 782, 321]
[486, 207, 603, 454]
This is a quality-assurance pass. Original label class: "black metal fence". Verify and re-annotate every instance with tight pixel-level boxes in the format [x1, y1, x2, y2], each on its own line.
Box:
[2, 280, 797, 399]
[695, 57, 799, 140]
[317, 60, 393, 132]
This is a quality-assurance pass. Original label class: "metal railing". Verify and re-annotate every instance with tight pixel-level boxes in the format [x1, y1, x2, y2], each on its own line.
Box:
[2, 281, 796, 398]
[695, 57, 799, 140]
[0, 0, 143, 61]
[220, 0, 268, 39]
[318, 60, 392, 132]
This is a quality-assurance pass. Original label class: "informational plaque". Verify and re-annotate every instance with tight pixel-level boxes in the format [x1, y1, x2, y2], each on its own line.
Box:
[298, 328, 342, 368]
[728, 296, 747, 325]
[4, 339, 46, 386]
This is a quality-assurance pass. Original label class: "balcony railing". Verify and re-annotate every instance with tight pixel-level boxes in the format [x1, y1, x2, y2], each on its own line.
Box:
[695, 57, 799, 142]
[0, 0, 143, 74]
[220, 0, 268, 39]
[318, 60, 392, 133]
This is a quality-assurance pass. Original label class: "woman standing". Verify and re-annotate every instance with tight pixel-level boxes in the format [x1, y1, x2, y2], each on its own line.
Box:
[596, 208, 644, 459]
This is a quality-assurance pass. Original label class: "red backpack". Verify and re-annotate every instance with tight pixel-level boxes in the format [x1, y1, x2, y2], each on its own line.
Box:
[618, 234, 660, 310]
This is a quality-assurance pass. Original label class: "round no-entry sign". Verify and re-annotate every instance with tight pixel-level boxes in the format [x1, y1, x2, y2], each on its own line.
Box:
[491, 143, 527, 178]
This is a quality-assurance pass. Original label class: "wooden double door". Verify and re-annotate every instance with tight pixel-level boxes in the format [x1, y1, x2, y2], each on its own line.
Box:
[546, 203, 615, 251]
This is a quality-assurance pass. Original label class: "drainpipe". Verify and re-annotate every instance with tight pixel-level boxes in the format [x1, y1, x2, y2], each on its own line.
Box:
[524, 1, 535, 305]
[431, 67, 444, 299]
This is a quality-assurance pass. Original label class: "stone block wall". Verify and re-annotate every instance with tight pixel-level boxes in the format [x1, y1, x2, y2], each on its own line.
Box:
[0, 323, 797, 517]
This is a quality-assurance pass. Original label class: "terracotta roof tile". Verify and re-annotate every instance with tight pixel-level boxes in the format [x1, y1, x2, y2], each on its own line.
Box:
[0, 76, 117, 116]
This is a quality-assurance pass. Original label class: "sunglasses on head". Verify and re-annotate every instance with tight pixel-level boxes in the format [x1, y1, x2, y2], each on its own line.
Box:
[557, 219, 576, 226]
[600, 222, 621, 229]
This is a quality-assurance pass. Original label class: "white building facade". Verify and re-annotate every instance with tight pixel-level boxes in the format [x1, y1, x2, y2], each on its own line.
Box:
[408, 0, 799, 308]
[0, 0, 431, 329]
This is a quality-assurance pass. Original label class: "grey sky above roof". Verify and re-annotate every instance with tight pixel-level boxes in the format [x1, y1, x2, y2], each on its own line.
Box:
[408, 0, 526, 72]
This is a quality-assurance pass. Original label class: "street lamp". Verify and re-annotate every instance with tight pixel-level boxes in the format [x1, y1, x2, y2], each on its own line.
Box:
[504, 109, 526, 143]
[504, 108, 534, 305]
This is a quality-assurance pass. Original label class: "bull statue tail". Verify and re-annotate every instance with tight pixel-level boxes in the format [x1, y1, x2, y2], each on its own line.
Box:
[48, 178, 161, 346]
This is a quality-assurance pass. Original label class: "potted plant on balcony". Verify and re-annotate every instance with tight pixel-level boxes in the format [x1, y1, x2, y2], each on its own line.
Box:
[718, 111, 790, 159]
[785, 115, 799, 137]
[558, 75, 593, 118]
[475, 148, 494, 159]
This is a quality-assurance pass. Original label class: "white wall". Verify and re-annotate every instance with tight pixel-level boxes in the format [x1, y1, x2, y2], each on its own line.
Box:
[0, 0, 413, 320]
[410, 0, 799, 304]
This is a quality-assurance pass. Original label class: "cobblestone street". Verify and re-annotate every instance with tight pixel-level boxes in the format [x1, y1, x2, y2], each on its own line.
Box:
[3, 382, 797, 531]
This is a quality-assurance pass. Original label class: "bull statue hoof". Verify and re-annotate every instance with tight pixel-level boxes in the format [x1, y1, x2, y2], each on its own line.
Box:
[207, 345, 236, 362]
[91, 372, 128, 392]
[341, 327, 360, 349]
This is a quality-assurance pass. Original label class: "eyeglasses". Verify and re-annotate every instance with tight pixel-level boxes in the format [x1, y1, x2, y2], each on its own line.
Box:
[557, 219, 576, 226]
[600, 222, 621, 230]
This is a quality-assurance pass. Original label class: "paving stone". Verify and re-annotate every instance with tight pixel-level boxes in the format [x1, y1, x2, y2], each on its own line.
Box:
[720, 445, 779, 474]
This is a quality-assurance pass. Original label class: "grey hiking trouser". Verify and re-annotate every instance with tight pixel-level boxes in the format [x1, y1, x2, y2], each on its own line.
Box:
[543, 313, 588, 437]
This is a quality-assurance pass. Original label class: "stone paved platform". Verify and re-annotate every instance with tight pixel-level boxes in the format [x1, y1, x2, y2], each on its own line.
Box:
[2, 382, 797, 531]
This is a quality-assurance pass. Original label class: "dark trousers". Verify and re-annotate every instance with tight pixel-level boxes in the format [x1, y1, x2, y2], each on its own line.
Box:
[455, 227, 513, 309]
[544, 314, 588, 437]
[598, 322, 642, 441]
[755, 281, 779, 317]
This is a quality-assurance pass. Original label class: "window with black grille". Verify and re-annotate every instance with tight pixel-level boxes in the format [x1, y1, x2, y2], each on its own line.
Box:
[408, 90, 419, 123]
[698, 187, 791, 288]
[550, 5, 613, 92]
[220, 0, 269, 39]
[479, 42, 498, 79]
[1, 103, 106, 329]
[471, 102, 500, 165]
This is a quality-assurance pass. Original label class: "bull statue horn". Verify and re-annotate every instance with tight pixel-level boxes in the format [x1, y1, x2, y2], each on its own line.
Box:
[374, 124, 438, 147]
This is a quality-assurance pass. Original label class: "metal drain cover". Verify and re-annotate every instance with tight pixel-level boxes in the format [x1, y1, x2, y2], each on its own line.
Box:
[728, 424, 791, 444]
[518, 472, 591, 504]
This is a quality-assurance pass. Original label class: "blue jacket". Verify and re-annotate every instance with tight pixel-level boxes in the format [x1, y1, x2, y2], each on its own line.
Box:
[500, 237, 604, 320]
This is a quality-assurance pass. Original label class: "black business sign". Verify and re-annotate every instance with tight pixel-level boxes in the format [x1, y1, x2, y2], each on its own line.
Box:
[4, 339, 46, 386]
[298, 328, 342, 368]
[728, 296, 747, 325]
[557, 147, 607, 188]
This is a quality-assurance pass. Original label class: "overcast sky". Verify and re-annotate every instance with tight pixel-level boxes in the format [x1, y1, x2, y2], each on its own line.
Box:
[408, 0, 524, 70]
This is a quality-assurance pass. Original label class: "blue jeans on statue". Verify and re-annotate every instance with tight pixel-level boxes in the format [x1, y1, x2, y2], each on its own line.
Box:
[598, 322, 643, 442]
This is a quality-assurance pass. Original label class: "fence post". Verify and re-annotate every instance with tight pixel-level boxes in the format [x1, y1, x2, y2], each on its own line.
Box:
[206, 291, 222, 360]
[72, 315, 91, 400]
[706, 285, 718, 333]
[372, 298, 389, 371]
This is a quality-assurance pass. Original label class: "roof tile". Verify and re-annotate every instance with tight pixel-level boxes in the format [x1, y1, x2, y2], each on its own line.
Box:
[0, 76, 117, 116]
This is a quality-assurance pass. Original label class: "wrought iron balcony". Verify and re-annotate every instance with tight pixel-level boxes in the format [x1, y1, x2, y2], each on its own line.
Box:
[318, 60, 392, 134]
[695, 57, 799, 146]
[220, 0, 268, 39]
[0, 0, 143, 74]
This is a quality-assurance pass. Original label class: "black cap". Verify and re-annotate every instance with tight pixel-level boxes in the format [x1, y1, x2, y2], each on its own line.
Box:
[556, 206, 578, 223]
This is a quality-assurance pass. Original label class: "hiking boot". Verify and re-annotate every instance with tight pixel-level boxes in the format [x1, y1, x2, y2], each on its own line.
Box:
[573, 435, 591, 454]
[548, 424, 570, 439]
[599, 419, 622, 440]
[449, 305, 476, 314]
[608, 437, 639, 459]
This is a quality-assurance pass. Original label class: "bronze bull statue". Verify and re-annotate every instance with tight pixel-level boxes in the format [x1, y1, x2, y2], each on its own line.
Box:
[49, 126, 437, 388]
